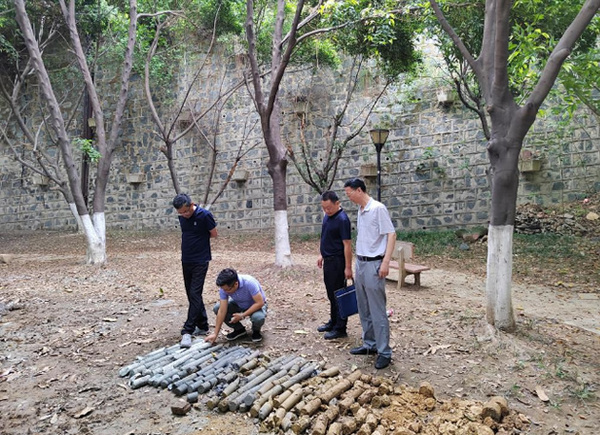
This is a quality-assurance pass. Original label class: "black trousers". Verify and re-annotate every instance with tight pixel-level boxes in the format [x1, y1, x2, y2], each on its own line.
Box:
[181, 262, 209, 335]
[323, 255, 348, 332]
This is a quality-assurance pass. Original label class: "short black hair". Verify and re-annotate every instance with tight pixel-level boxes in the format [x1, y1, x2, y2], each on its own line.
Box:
[321, 191, 339, 202]
[216, 268, 238, 287]
[343, 178, 366, 192]
[173, 193, 192, 209]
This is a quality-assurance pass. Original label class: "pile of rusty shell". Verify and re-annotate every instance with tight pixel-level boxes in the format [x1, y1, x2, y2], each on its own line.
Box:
[227, 356, 309, 413]
[169, 346, 252, 396]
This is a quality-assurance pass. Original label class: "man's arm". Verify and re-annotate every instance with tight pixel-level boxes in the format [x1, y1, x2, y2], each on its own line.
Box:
[209, 227, 218, 238]
[205, 298, 228, 344]
[379, 231, 397, 278]
[343, 239, 353, 279]
[231, 292, 264, 323]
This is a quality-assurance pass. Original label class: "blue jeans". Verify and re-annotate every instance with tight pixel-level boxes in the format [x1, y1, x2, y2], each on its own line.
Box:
[213, 299, 267, 332]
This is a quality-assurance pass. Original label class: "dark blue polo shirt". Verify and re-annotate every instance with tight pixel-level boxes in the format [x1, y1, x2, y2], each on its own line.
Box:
[179, 206, 217, 263]
[320, 208, 351, 258]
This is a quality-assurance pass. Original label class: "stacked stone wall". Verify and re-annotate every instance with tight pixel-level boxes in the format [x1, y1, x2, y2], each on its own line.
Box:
[1, 52, 599, 234]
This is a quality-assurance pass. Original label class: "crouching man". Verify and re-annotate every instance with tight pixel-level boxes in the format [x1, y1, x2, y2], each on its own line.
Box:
[205, 268, 267, 344]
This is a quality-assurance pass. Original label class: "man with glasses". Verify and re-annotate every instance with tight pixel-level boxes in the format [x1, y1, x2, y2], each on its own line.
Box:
[344, 178, 396, 369]
[205, 268, 267, 344]
[173, 193, 218, 348]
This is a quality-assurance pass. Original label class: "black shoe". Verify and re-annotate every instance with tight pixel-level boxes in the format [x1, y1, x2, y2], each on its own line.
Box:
[226, 329, 247, 341]
[350, 345, 377, 355]
[317, 322, 333, 333]
[324, 330, 348, 340]
[374, 355, 391, 369]
[251, 330, 263, 342]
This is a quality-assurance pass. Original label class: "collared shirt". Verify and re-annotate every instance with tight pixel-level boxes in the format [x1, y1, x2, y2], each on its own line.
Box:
[320, 208, 351, 258]
[179, 206, 217, 263]
[219, 274, 266, 310]
[355, 198, 395, 257]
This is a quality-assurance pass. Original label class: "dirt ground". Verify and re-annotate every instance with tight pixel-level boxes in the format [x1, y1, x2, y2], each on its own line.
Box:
[1, 230, 598, 435]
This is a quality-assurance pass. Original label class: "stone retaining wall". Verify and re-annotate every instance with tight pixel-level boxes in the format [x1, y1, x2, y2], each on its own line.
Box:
[1, 52, 598, 234]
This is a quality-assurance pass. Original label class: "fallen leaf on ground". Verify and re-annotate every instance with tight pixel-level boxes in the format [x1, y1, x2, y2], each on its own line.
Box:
[535, 386, 549, 402]
[423, 344, 451, 356]
[74, 406, 95, 418]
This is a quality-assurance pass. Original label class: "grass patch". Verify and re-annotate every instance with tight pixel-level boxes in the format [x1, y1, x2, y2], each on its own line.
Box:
[290, 233, 320, 243]
[395, 229, 599, 288]
[513, 233, 583, 259]
[570, 384, 595, 402]
[396, 230, 466, 256]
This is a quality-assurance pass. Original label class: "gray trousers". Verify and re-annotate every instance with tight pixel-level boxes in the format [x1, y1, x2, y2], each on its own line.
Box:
[355, 259, 392, 358]
[213, 300, 267, 332]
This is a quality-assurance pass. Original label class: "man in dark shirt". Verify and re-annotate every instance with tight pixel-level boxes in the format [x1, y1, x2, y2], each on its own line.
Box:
[317, 190, 353, 339]
[173, 193, 218, 348]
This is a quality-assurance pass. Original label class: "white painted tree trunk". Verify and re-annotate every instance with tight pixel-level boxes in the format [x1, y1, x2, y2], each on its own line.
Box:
[81, 213, 106, 264]
[274, 210, 293, 267]
[68, 202, 84, 233]
[485, 225, 515, 331]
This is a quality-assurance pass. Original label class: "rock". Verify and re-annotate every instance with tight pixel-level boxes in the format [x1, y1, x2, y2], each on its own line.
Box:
[465, 422, 494, 434]
[586, 212, 599, 221]
[408, 421, 422, 433]
[424, 397, 436, 411]
[514, 199, 600, 237]
[481, 401, 502, 422]
[488, 396, 509, 417]
[0, 254, 15, 264]
[371, 394, 390, 408]
[419, 382, 435, 398]
[171, 400, 192, 416]
[463, 234, 476, 242]
[483, 416, 498, 430]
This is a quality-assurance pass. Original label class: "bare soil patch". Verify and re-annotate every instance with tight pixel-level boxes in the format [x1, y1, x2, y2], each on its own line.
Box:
[1, 230, 598, 434]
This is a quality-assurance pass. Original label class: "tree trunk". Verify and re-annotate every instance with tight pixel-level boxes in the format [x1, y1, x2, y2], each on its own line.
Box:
[485, 111, 528, 331]
[81, 214, 106, 264]
[68, 202, 85, 234]
[429, 0, 599, 332]
[486, 225, 514, 330]
[264, 108, 293, 267]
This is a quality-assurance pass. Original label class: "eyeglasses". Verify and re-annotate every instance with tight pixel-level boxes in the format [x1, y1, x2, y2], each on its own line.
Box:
[221, 283, 237, 293]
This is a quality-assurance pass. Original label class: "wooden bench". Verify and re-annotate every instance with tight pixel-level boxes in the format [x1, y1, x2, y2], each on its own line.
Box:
[387, 241, 430, 289]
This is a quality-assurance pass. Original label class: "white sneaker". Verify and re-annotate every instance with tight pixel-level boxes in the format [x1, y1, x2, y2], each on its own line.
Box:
[180, 333, 192, 348]
[193, 327, 209, 336]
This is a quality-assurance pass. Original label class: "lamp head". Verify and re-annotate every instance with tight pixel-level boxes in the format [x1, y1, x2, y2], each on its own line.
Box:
[369, 129, 389, 152]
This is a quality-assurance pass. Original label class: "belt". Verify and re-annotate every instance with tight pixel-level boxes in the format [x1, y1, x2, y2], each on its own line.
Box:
[357, 255, 384, 262]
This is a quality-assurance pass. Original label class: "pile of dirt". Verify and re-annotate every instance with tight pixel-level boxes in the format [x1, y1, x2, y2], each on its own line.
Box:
[515, 194, 600, 237]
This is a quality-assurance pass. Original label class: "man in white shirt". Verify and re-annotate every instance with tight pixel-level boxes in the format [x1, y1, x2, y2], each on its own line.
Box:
[344, 178, 396, 369]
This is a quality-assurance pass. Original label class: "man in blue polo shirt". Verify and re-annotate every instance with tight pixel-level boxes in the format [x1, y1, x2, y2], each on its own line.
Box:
[173, 193, 218, 348]
[317, 190, 353, 339]
[205, 268, 267, 344]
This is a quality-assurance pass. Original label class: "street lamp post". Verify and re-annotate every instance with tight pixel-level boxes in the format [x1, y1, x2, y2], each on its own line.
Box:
[369, 129, 389, 201]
